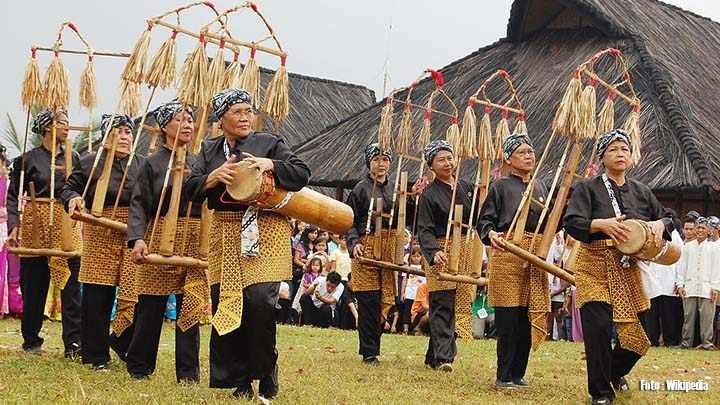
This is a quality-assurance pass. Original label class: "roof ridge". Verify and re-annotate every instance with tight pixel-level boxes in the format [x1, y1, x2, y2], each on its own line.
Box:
[651, 0, 720, 26]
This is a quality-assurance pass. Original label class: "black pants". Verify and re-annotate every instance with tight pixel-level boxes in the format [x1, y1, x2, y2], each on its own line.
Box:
[425, 290, 456, 367]
[494, 306, 531, 382]
[19, 256, 81, 351]
[356, 290, 382, 359]
[643, 295, 684, 346]
[209, 282, 280, 388]
[126, 294, 200, 382]
[581, 301, 642, 400]
[81, 283, 118, 365]
[299, 294, 333, 328]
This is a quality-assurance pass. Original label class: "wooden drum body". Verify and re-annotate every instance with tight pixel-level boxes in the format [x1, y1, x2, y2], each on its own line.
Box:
[227, 161, 353, 234]
[616, 219, 681, 265]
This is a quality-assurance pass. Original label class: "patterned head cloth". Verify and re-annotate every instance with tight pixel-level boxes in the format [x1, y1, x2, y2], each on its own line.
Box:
[364, 143, 392, 169]
[211, 88, 253, 119]
[708, 216, 720, 229]
[100, 114, 134, 134]
[695, 216, 708, 227]
[503, 133, 533, 160]
[31, 109, 67, 135]
[153, 100, 196, 129]
[423, 139, 453, 165]
[597, 128, 632, 159]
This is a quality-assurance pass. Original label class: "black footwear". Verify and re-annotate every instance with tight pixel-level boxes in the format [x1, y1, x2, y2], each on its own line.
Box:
[591, 397, 613, 405]
[92, 362, 109, 371]
[513, 378, 528, 387]
[232, 384, 254, 400]
[612, 376, 629, 392]
[23, 344, 43, 355]
[437, 363, 454, 372]
[259, 368, 279, 400]
[362, 356, 380, 366]
[130, 373, 150, 380]
[495, 380, 516, 389]
[64, 342, 81, 359]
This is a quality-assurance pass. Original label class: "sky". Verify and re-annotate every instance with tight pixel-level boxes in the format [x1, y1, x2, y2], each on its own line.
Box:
[0, 0, 718, 157]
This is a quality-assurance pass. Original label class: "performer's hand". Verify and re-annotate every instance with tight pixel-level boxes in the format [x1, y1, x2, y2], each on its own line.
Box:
[242, 152, 274, 173]
[353, 243, 364, 258]
[489, 230, 505, 251]
[6, 227, 18, 248]
[676, 286, 686, 298]
[207, 155, 240, 189]
[411, 176, 429, 196]
[649, 220, 665, 246]
[131, 240, 149, 264]
[433, 250, 448, 266]
[68, 197, 84, 214]
[596, 216, 631, 245]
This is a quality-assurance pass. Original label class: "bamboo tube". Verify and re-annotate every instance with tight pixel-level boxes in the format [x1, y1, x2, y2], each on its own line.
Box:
[447, 204, 463, 275]
[394, 172, 408, 264]
[388, 155, 404, 228]
[512, 182, 535, 243]
[70, 211, 127, 233]
[49, 121, 57, 226]
[443, 160, 463, 251]
[90, 130, 119, 217]
[60, 136, 74, 252]
[29, 182, 40, 248]
[8, 247, 80, 258]
[158, 145, 187, 256]
[142, 253, 208, 269]
[191, 106, 210, 154]
[356, 256, 425, 277]
[470, 232, 485, 277]
[373, 198, 383, 260]
[197, 201, 211, 259]
[437, 272, 488, 287]
[498, 239, 575, 285]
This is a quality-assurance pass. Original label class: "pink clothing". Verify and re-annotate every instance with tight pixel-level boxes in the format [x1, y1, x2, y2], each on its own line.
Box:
[0, 174, 21, 316]
[571, 289, 583, 342]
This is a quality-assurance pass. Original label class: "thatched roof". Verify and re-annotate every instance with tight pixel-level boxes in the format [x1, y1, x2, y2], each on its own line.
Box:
[295, 0, 720, 195]
[132, 66, 375, 155]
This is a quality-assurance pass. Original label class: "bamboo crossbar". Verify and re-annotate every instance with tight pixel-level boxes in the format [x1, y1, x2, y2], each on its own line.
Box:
[469, 97, 524, 115]
[33, 46, 130, 58]
[579, 67, 638, 106]
[436, 272, 488, 287]
[390, 98, 455, 119]
[8, 247, 80, 258]
[70, 211, 127, 233]
[143, 253, 208, 268]
[498, 239, 576, 285]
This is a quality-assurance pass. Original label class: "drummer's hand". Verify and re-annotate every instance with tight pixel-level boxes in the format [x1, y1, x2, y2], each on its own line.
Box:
[489, 230, 505, 251]
[207, 155, 239, 189]
[6, 227, 18, 248]
[433, 250, 448, 266]
[649, 220, 665, 246]
[353, 243, 364, 258]
[68, 197, 84, 214]
[242, 152, 274, 173]
[131, 240, 149, 264]
[595, 216, 631, 245]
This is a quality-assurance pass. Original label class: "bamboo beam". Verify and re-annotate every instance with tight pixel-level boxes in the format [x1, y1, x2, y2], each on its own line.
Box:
[70, 211, 127, 233]
[34, 46, 130, 58]
[142, 253, 208, 268]
[437, 272, 488, 287]
[469, 97, 524, 115]
[498, 239, 576, 285]
[8, 247, 80, 258]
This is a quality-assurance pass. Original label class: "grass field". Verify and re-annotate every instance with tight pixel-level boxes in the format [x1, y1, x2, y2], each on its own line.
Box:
[0, 319, 718, 404]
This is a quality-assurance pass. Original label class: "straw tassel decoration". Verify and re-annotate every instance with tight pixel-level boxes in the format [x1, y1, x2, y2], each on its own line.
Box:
[146, 30, 178, 89]
[178, 35, 209, 108]
[377, 97, 393, 151]
[207, 39, 227, 96]
[43, 51, 70, 110]
[418, 109, 432, 152]
[119, 79, 141, 117]
[477, 106, 494, 160]
[79, 52, 98, 109]
[122, 23, 153, 83]
[395, 103, 412, 156]
[513, 112, 527, 135]
[577, 81, 597, 139]
[238, 47, 260, 108]
[552, 69, 582, 137]
[446, 115, 462, 158]
[461, 100, 478, 159]
[224, 51, 243, 88]
[493, 110, 510, 161]
[21, 47, 43, 109]
[623, 103, 642, 165]
[263, 55, 290, 124]
[596, 90, 616, 137]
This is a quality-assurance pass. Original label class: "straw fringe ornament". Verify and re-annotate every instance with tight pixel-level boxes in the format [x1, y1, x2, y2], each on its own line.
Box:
[122, 24, 153, 83]
[461, 102, 478, 159]
[577, 83, 597, 139]
[623, 104, 642, 165]
[395, 104, 412, 156]
[263, 55, 289, 124]
[418, 110, 432, 152]
[224, 51, 243, 88]
[79, 53, 98, 109]
[207, 40, 227, 96]
[146, 31, 177, 89]
[477, 107, 494, 160]
[21, 49, 43, 109]
[377, 98, 393, 151]
[43, 53, 70, 110]
[178, 36, 209, 108]
[493, 112, 510, 161]
[119, 79, 141, 116]
[238, 48, 260, 108]
[513, 113, 527, 136]
[446, 116, 461, 158]
[552, 71, 582, 137]
[596, 93, 616, 137]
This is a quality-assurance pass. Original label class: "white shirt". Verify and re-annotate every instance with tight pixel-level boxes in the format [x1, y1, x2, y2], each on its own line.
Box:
[678, 239, 720, 299]
[311, 276, 344, 310]
[404, 271, 426, 300]
[641, 230, 683, 299]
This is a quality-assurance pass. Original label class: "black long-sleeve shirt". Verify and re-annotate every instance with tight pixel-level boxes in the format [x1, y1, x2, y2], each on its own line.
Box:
[344, 173, 417, 256]
[7, 144, 80, 232]
[476, 175, 549, 246]
[416, 178, 479, 264]
[127, 146, 202, 246]
[60, 150, 145, 213]
[184, 132, 310, 211]
[563, 175, 673, 243]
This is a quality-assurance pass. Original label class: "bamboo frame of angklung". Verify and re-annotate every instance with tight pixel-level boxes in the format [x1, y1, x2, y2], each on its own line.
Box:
[125, 1, 289, 262]
[500, 48, 641, 284]
[15, 21, 128, 256]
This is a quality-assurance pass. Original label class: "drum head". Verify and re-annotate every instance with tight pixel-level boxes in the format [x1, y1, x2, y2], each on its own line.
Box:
[615, 219, 646, 255]
[227, 161, 262, 202]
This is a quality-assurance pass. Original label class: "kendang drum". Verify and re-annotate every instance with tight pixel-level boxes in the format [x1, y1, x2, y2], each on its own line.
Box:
[616, 219, 681, 265]
[227, 161, 353, 234]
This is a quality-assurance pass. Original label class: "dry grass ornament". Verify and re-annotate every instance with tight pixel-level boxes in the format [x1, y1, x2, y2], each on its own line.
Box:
[395, 103, 412, 156]
[122, 23, 153, 83]
[477, 106, 494, 160]
[577, 81, 597, 139]
[119, 79, 141, 116]
[596, 91, 616, 137]
[623, 104, 642, 165]
[178, 35, 209, 108]
[552, 70, 582, 137]
[418, 110, 432, 152]
[446, 115, 462, 158]
[43, 51, 70, 110]
[21, 47, 43, 109]
[377, 97, 393, 151]
[493, 110, 510, 161]
[224, 51, 243, 88]
[513, 112, 527, 136]
[263, 55, 289, 124]
[146, 30, 177, 89]
[79, 52, 98, 109]
[207, 38, 227, 97]
[238, 47, 260, 108]
[461, 100, 478, 159]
